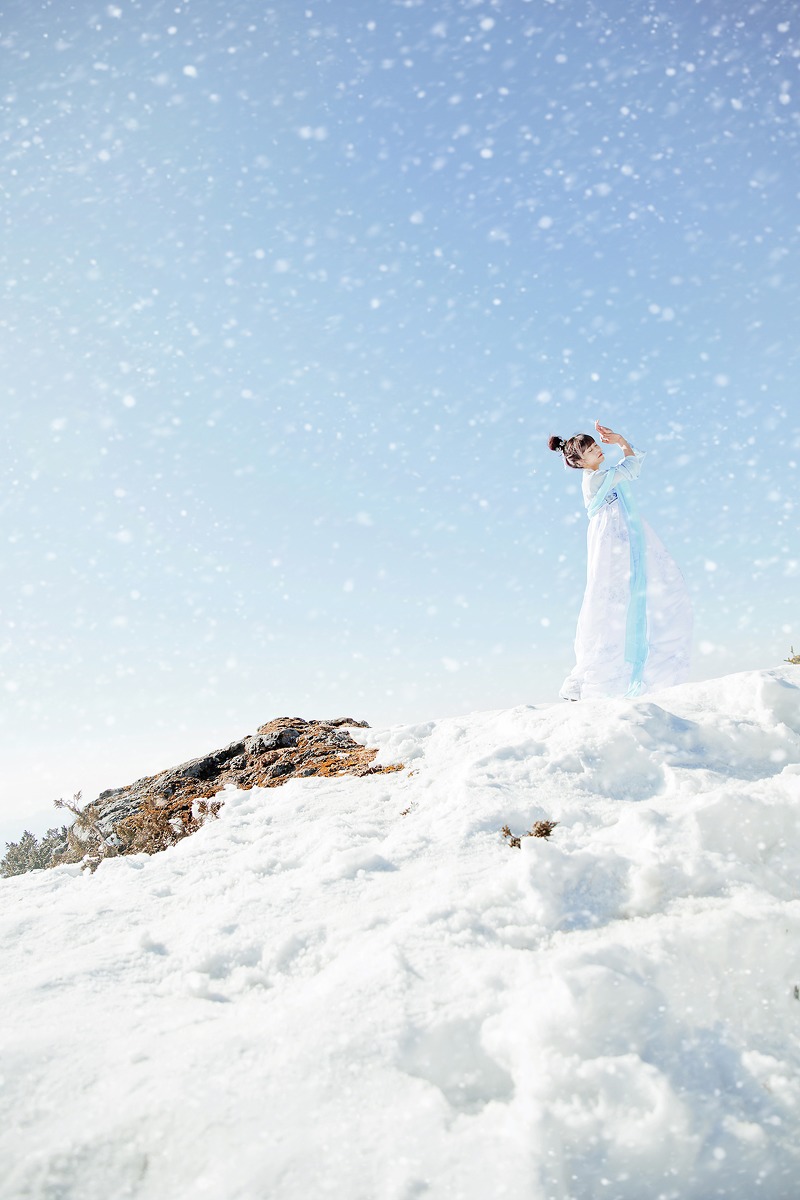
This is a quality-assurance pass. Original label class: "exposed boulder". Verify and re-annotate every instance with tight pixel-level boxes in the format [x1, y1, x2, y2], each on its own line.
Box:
[4, 717, 401, 872]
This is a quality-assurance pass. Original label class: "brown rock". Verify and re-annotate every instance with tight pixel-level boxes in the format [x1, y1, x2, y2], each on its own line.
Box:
[63, 717, 403, 863]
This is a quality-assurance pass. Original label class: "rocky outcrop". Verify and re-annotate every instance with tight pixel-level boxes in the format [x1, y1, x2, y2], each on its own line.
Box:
[91, 716, 396, 839]
[3, 718, 402, 874]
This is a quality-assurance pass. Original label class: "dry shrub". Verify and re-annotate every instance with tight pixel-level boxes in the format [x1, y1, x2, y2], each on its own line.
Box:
[501, 820, 558, 849]
[116, 797, 222, 857]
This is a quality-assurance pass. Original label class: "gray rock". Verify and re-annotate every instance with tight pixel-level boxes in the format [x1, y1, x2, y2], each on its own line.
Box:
[213, 740, 247, 765]
[268, 761, 294, 778]
[329, 730, 356, 749]
[246, 727, 300, 755]
[181, 757, 219, 781]
[97, 785, 126, 801]
[245, 732, 280, 755]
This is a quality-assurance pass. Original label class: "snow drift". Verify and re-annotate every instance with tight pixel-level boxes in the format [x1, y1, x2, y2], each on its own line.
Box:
[1, 667, 799, 1200]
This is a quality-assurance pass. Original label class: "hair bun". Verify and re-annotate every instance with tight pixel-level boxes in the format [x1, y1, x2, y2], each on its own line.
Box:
[548, 435, 565, 453]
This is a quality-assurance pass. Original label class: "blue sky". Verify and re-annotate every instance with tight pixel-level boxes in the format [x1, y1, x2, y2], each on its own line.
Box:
[2, 0, 798, 840]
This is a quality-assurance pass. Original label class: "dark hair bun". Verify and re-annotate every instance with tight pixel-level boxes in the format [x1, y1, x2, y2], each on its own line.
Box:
[548, 435, 565, 453]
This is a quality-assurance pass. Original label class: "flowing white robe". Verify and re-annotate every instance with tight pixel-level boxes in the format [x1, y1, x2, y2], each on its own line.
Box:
[559, 449, 692, 700]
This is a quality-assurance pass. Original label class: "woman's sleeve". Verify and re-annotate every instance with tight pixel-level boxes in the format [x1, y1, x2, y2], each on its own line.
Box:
[584, 448, 647, 515]
[608, 447, 645, 484]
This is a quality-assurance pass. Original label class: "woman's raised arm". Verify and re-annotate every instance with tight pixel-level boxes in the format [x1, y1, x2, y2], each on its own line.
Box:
[595, 421, 636, 458]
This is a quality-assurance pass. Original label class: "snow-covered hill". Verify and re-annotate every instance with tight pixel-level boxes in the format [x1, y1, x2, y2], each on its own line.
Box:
[2, 668, 799, 1200]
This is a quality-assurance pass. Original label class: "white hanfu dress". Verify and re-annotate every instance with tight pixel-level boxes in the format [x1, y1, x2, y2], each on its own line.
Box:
[559, 448, 692, 700]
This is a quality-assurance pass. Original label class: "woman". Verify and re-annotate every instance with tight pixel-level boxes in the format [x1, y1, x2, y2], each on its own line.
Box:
[549, 421, 692, 700]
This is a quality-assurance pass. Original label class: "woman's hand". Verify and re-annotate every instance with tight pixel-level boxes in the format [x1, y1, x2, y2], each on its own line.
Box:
[594, 421, 623, 445]
[595, 420, 635, 457]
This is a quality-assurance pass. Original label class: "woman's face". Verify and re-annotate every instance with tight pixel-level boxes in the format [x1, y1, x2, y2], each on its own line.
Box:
[579, 440, 605, 471]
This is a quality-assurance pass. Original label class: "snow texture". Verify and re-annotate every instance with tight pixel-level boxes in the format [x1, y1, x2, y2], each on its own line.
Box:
[2, 667, 799, 1199]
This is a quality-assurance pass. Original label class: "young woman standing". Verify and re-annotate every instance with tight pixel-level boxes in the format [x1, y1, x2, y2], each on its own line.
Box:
[549, 421, 692, 700]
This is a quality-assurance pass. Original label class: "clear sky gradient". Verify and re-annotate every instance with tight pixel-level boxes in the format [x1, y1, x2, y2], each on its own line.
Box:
[2, 0, 798, 840]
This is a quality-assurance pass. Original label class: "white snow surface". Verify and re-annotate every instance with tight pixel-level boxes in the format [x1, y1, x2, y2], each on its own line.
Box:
[2, 668, 799, 1200]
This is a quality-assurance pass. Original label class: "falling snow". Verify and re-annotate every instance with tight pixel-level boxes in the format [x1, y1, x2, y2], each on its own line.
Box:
[0, 0, 798, 840]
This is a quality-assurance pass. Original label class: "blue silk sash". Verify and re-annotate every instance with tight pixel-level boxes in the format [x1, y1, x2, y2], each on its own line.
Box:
[586, 472, 648, 697]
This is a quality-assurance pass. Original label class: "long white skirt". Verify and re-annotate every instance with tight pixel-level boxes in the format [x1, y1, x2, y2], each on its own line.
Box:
[559, 500, 692, 700]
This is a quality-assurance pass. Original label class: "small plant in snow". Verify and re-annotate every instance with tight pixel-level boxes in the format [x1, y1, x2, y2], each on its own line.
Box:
[500, 824, 522, 849]
[785, 646, 800, 665]
[501, 820, 558, 848]
[54, 792, 121, 871]
[531, 820, 559, 839]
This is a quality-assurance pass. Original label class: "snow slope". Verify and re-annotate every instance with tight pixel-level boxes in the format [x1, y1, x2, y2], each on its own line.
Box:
[2, 668, 799, 1200]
